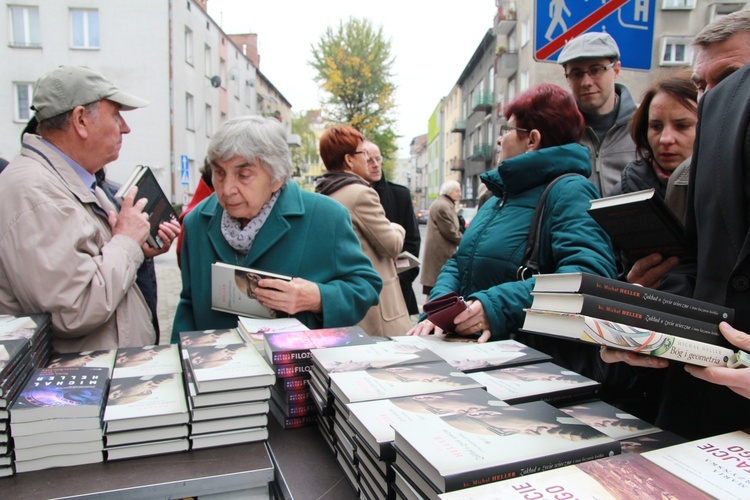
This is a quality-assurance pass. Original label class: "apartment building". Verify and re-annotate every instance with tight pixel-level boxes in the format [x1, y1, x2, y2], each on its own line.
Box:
[419, 0, 747, 206]
[2, 0, 292, 204]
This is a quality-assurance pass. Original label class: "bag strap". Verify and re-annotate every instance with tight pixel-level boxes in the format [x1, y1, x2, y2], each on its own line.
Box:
[517, 173, 581, 280]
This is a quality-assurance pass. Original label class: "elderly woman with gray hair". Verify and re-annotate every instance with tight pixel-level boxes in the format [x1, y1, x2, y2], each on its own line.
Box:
[171, 116, 381, 342]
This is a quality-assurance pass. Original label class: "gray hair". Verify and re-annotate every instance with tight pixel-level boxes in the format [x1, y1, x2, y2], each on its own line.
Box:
[37, 101, 100, 134]
[439, 180, 461, 196]
[693, 9, 750, 49]
[207, 115, 291, 183]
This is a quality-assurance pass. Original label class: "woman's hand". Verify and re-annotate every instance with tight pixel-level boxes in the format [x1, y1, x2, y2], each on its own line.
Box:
[684, 322, 750, 400]
[453, 299, 491, 343]
[407, 319, 441, 336]
[253, 277, 322, 315]
[143, 220, 182, 258]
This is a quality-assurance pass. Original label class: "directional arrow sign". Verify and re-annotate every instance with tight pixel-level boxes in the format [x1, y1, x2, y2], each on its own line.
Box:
[535, 0, 655, 71]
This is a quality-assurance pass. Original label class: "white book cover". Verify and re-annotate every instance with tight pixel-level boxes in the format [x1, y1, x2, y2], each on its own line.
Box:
[103, 372, 188, 428]
[310, 341, 443, 375]
[185, 343, 275, 393]
[391, 336, 551, 372]
[179, 329, 244, 347]
[211, 262, 291, 319]
[467, 362, 599, 404]
[112, 344, 182, 378]
[329, 361, 483, 405]
[559, 400, 661, 440]
[643, 430, 750, 499]
[46, 350, 117, 373]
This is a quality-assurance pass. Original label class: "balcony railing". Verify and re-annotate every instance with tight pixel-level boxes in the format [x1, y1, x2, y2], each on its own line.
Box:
[450, 120, 466, 133]
[496, 50, 519, 78]
[472, 91, 494, 113]
[469, 144, 494, 161]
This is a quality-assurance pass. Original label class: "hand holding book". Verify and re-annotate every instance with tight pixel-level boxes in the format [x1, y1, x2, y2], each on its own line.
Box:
[110, 186, 151, 247]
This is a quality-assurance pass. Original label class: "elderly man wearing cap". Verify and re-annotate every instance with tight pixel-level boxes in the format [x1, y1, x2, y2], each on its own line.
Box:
[0, 66, 178, 353]
[557, 32, 637, 197]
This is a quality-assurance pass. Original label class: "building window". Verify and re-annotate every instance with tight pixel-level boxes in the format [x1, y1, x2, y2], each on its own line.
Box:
[661, 37, 692, 65]
[185, 28, 194, 65]
[70, 9, 99, 49]
[14, 83, 33, 122]
[521, 18, 530, 47]
[710, 3, 746, 21]
[520, 70, 530, 92]
[661, 0, 696, 9]
[186, 93, 195, 131]
[9, 6, 41, 48]
[204, 45, 212, 77]
[205, 104, 213, 137]
[219, 58, 227, 88]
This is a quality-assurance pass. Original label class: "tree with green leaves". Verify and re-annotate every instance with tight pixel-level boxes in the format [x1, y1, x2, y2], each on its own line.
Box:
[310, 17, 399, 178]
[290, 111, 319, 187]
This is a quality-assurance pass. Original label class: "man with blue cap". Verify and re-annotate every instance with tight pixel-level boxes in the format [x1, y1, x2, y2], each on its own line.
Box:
[558, 32, 637, 196]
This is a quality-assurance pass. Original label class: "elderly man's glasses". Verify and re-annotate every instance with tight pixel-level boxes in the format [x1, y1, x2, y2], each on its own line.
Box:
[565, 62, 616, 81]
[499, 125, 529, 135]
[367, 155, 383, 164]
[351, 149, 369, 159]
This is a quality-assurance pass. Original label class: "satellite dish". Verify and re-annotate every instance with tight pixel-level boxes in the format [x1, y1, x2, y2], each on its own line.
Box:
[210, 76, 221, 88]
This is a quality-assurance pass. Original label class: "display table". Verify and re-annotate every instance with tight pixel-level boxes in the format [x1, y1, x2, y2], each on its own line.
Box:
[1, 418, 356, 499]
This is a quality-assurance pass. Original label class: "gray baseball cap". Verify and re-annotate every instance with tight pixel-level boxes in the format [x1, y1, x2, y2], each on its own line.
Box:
[557, 32, 620, 65]
[31, 66, 148, 121]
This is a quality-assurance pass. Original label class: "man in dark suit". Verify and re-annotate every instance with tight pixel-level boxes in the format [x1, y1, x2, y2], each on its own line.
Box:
[364, 141, 421, 316]
[604, 11, 750, 439]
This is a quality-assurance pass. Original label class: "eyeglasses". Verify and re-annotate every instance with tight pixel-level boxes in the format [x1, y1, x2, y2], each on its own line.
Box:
[499, 124, 530, 135]
[565, 62, 616, 81]
[366, 156, 383, 164]
[350, 149, 369, 159]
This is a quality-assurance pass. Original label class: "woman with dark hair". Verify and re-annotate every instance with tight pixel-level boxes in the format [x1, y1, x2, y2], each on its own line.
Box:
[610, 72, 698, 221]
[315, 125, 412, 338]
[408, 84, 616, 378]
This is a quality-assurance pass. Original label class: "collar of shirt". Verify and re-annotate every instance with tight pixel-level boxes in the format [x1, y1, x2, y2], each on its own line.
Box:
[40, 137, 97, 193]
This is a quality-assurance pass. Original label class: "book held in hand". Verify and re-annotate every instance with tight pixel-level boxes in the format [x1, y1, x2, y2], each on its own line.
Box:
[211, 262, 292, 319]
[521, 309, 737, 367]
[531, 272, 734, 324]
[395, 250, 421, 274]
[587, 188, 685, 260]
[114, 165, 177, 249]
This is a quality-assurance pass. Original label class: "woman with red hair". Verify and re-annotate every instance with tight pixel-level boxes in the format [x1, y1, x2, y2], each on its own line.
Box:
[316, 125, 412, 337]
[409, 84, 616, 377]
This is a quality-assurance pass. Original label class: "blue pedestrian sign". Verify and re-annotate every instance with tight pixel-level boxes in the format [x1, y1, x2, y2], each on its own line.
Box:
[535, 0, 655, 71]
[180, 155, 190, 186]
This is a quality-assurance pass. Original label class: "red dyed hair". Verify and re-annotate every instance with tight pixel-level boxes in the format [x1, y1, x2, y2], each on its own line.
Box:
[319, 125, 364, 171]
[504, 83, 585, 148]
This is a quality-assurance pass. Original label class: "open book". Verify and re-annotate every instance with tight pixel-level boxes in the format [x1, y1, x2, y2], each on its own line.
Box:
[114, 165, 178, 249]
[395, 251, 420, 274]
[211, 262, 292, 319]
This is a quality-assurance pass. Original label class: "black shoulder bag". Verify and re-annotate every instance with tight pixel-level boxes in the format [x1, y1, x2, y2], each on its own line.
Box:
[516, 173, 581, 281]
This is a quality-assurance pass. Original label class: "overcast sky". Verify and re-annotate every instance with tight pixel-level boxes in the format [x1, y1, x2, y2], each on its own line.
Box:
[206, 1, 496, 157]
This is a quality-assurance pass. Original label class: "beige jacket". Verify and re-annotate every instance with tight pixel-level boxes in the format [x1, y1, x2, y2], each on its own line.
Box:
[0, 134, 155, 352]
[421, 195, 462, 288]
[327, 183, 412, 337]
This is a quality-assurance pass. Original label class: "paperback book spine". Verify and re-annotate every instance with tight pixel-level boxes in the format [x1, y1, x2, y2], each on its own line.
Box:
[274, 362, 313, 378]
[575, 274, 734, 324]
[275, 375, 309, 392]
[270, 350, 313, 365]
[571, 295, 724, 346]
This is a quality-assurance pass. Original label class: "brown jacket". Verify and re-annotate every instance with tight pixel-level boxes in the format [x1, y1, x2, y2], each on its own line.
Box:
[327, 183, 412, 337]
[421, 195, 462, 288]
[0, 134, 155, 352]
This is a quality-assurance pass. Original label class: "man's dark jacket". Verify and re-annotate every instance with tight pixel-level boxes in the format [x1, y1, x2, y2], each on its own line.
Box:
[372, 177, 421, 315]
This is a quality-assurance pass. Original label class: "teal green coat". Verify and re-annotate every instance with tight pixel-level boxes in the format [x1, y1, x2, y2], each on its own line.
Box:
[171, 181, 382, 342]
[431, 143, 617, 341]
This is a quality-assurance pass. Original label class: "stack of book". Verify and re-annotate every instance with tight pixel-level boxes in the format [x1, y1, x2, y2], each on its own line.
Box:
[103, 345, 189, 460]
[180, 331, 274, 449]
[389, 335, 552, 373]
[10, 366, 109, 473]
[263, 326, 375, 430]
[520, 272, 737, 367]
[1, 313, 53, 476]
[391, 399, 621, 499]
[236, 316, 309, 351]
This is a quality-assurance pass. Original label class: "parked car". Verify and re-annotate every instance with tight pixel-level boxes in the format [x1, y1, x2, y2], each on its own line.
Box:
[458, 207, 478, 228]
[416, 209, 430, 224]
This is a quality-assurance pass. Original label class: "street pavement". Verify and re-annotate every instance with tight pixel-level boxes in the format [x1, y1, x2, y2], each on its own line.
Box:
[153, 224, 428, 343]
